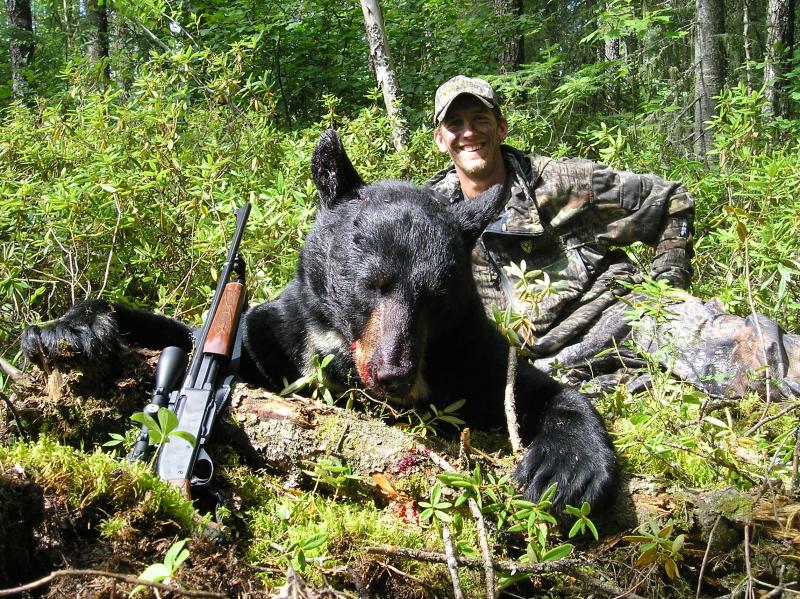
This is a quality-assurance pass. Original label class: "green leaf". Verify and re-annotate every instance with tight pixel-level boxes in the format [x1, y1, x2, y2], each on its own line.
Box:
[568, 519, 584, 539]
[164, 539, 189, 570]
[133, 562, 170, 584]
[130, 411, 162, 444]
[301, 532, 328, 551]
[635, 547, 658, 567]
[170, 431, 197, 447]
[541, 543, 574, 562]
[443, 398, 466, 413]
[664, 556, 679, 579]
[540, 482, 558, 502]
[103, 433, 126, 447]
[434, 509, 452, 523]
[587, 519, 599, 541]
[157, 407, 179, 436]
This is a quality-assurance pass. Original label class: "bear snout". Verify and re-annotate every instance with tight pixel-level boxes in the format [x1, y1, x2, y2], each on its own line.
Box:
[375, 362, 416, 398]
[352, 297, 429, 404]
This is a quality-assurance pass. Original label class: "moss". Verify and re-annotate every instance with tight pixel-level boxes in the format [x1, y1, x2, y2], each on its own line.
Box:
[0, 436, 198, 532]
[393, 471, 430, 498]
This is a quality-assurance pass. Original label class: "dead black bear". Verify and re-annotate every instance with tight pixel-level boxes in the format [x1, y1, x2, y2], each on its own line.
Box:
[22, 129, 618, 512]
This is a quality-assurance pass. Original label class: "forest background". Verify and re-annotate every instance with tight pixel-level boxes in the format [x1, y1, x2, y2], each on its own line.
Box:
[1, 0, 800, 597]
[2, 0, 799, 335]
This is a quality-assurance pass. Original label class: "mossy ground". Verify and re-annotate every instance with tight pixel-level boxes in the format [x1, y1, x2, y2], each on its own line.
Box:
[0, 349, 798, 598]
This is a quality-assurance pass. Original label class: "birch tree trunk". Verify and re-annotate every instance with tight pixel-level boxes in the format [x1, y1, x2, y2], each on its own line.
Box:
[694, 0, 725, 158]
[743, 0, 754, 92]
[6, 0, 34, 101]
[764, 0, 796, 118]
[359, 0, 409, 153]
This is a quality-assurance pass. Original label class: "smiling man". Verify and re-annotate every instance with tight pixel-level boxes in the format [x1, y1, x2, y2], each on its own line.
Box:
[425, 75, 800, 400]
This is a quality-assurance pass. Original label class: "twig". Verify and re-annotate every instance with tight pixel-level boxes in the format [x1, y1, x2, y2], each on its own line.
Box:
[97, 192, 122, 298]
[422, 447, 455, 472]
[661, 441, 759, 484]
[469, 498, 496, 599]
[347, 566, 369, 599]
[793, 421, 800, 492]
[383, 562, 438, 595]
[699, 397, 740, 418]
[754, 426, 795, 503]
[0, 390, 28, 440]
[744, 525, 755, 599]
[421, 447, 496, 598]
[458, 427, 471, 466]
[504, 345, 523, 454]
[695, 515, 721, 599]
[0, 568, 225, 597]
[441, 524, 464, 599]
[365, 546, 646, 599]
[742, 237, 773, 426]
[745, 400, 800, 437]
[0, 358, 23, 382]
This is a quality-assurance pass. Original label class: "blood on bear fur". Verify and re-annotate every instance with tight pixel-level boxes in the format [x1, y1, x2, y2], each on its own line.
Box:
[22, 129, 618, 513]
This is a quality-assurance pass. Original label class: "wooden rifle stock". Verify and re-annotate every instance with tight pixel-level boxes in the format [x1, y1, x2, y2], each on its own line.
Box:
[204, 281, 246, 357]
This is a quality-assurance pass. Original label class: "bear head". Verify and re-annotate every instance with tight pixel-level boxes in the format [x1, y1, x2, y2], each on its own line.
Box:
[297, 129, 503, 405]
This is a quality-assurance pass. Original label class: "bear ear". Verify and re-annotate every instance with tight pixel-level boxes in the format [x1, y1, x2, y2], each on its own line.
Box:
[448, 184, 504, 248]
[311, 129, 365, 208]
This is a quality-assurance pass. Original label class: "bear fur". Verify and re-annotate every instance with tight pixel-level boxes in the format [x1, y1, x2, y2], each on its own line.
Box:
[22, 129, 618, 512]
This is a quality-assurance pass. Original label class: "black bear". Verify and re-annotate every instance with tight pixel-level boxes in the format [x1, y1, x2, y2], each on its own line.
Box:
[22, 129, 618, 512]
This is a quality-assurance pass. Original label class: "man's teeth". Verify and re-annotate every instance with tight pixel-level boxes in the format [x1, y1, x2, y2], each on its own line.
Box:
[462, 144, 484, 151]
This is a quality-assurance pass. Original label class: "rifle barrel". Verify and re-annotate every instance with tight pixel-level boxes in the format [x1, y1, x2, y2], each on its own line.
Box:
[187, 203, 251, 386]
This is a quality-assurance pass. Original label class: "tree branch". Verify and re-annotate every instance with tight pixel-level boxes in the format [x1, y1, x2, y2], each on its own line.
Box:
[365, 546, 646, 599]
[0, 568, 225, 597]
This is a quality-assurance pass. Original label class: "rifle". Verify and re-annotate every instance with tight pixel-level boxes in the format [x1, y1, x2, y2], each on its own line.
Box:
[129, 203, 251, 500]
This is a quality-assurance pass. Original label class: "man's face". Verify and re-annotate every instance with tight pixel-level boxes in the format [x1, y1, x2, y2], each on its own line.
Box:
[434, 95, 508, 184]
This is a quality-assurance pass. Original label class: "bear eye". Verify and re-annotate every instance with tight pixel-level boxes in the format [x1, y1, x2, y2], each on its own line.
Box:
[363, 274, 390, 293]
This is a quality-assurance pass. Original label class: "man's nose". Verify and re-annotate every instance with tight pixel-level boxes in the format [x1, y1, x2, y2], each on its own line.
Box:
[461, 123, 477, 137]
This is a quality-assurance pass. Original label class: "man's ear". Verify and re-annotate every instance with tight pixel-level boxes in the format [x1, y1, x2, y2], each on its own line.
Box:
[498, 116, 509, 142]
[433, 126, 449, 154]
[448, 184, 504, 248]
[311, 129, 365, 208]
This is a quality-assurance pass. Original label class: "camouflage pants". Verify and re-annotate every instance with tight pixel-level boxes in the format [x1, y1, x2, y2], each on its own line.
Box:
[532, 291, 800, 400]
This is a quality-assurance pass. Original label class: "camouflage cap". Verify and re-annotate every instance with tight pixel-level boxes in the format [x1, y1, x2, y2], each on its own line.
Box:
[434, 76, 501, 125]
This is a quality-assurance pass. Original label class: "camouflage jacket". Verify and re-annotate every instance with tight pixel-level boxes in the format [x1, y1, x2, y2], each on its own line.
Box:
[425, 146, 695, 357]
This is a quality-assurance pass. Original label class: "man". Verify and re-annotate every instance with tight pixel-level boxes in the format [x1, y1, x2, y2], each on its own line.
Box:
[425, 75, 800, 399]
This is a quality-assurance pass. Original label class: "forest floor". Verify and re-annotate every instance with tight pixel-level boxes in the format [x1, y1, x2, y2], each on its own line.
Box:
[0, 349, 798, 598]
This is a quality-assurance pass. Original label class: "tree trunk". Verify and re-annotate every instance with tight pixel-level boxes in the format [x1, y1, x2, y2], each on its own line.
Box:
[604, 37, 620, 61]
[87, 0, 111, 87]
[494, 0, 524, 73]
[6, 0, 34, 100]
[694, 0, 726, 158]
[764, 0, 796, 118]
[359, 0, 409, 153]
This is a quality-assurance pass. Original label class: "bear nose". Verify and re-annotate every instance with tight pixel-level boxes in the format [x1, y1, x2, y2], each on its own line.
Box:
[375, 364, 415, 397]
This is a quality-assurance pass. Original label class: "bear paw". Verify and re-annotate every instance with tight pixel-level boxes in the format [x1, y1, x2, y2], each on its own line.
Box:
[22, 299, 125, 371]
